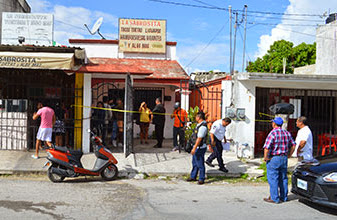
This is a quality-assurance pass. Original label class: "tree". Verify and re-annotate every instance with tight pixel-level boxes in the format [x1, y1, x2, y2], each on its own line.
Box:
[246, 40, 316, 74]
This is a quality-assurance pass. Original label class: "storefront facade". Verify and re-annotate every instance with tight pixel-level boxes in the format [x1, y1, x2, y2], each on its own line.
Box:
[0, 45, 85, 150]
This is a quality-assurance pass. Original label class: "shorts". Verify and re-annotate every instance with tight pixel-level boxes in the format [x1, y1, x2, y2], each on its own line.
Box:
[37, 127, 53, 142]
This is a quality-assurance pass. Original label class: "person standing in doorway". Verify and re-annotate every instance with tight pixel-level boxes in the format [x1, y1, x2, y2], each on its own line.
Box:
[109, 98, 118, 147]
[186, 111, 208, 185]
[32, 102, 56, 159]
[115, 98, 124, 147]
[263, 117, 296, 203]
[171, 102, 188, 151]
[205, 117, 231, 173]
[102, 96, 112, 145]
[53, 102, 66, 147]
[139, 102, 152, 144]
[289, 116, 313, 161]
[152, 97, 166, 148]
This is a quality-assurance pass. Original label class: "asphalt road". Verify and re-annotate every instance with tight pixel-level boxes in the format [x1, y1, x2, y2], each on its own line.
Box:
[0, 175, 336, 220]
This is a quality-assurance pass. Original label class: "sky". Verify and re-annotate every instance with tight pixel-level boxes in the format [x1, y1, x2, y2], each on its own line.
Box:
[26, 0, 337, 74]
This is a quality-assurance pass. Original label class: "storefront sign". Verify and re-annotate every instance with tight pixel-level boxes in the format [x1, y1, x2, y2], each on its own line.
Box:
[1, 12, 53, 46]
[0, 52, 74, 70]
[119, 18, 166, 54]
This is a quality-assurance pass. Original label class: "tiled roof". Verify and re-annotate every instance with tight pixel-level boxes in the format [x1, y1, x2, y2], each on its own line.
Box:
[78, 58, 189, 79]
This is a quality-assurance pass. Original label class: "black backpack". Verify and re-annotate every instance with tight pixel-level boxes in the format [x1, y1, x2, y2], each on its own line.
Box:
[185, 121, 208, 153]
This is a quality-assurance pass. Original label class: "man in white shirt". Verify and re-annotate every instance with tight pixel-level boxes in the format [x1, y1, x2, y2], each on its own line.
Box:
[205, 117, 231, 172]
[290, 116, 313, 161]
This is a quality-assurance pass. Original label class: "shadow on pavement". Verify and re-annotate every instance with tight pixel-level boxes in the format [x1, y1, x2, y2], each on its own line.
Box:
[299, 199, 337, 216]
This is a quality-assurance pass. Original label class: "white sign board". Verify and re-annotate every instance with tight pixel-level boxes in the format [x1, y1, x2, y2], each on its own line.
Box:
[1, 12, 53, 46]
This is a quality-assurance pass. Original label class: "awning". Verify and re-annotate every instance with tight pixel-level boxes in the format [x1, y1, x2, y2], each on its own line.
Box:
[0, 52, 75, 70]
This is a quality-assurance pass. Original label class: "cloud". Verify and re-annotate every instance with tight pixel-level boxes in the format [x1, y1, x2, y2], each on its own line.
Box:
[26, 0, 118, 45]
[255, 0, 335, 58]
[27, 0, 51, 12]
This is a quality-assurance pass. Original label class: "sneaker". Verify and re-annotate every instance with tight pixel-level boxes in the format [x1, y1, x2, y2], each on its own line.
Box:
[205, 161, 215, 167]
[145, 141, 149, 144]
[31, 155, 39, 159]
[198, 180, 205, 185]
[186, 177, 197, 182]
[140, 141, 143, 144]
[219, 167, 229, 173]
[118, 143, 123, 147]
[171, 146, 178, 151]
[112, 140, 117, 147]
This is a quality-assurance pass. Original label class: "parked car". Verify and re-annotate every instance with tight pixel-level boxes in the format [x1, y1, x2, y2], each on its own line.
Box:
[292, 155, 337, 209]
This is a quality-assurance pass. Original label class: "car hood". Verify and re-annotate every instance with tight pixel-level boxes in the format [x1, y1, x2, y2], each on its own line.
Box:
[299, 157, 337, 175]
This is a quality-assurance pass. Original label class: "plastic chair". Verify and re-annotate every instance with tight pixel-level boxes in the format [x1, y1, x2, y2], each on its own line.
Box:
[321, 135, 337, 156]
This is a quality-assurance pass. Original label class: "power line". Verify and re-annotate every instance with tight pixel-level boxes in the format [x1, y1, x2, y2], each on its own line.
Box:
[248, 22, 320, 27]
[185, 22, 228, 70]
[249, 14, 325, 23]
[54, 20, 87, 31]
[148, 0, 228, 11]
[148, 0, 327, 17]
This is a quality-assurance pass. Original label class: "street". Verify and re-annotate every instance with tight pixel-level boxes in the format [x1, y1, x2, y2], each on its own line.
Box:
[0, 175, 336, 220]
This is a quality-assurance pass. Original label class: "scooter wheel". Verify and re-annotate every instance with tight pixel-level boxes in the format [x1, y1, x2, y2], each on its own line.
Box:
[101, 164, 118, 181]
[47, 164, 65, 183]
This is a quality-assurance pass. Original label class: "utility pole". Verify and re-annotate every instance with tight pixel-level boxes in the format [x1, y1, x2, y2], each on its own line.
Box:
[229, 5, 232, 75]
[232, 12, 238, 75]
[242, 5, 248, 72]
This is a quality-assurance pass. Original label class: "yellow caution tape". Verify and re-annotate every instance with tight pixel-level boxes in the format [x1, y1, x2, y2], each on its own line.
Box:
[71, 104, 176, 116]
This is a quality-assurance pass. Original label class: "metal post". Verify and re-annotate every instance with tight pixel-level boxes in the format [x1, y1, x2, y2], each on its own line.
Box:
[229, 5, 232, 75]
[242, 5, 248, 72]
[232, 12, 238, 75]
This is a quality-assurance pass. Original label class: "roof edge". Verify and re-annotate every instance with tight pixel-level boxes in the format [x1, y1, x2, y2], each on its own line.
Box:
[69, 39, 177, 46]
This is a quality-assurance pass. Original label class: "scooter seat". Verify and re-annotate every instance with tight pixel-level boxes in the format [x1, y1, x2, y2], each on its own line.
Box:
[54, 146, 69, 153]
[54, 146, 83, 157]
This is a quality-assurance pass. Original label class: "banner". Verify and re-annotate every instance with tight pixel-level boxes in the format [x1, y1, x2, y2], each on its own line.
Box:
[1, 13, 53, 46]
[119, 18, 166, 54]
[0, 52, 74, 70]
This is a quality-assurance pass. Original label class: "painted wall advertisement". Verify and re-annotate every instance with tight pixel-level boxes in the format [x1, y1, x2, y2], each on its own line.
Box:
[1, 12, 53, 46]
[119, 18, 166, 53]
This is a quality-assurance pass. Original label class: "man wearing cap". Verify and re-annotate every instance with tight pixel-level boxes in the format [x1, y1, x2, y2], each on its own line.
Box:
[205, 117, 231, 172]
[171, 102, 188, 151]
[263, 117, 296, 204]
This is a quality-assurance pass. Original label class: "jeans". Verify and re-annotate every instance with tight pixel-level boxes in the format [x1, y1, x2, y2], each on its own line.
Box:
[266, 155, 288, 203]
[206, 137, 225, 169]
[155, 124, 164, 147]
[111, 120, 118, 140]
[190, 147, 207, 181]
[173, 126, 185, 147]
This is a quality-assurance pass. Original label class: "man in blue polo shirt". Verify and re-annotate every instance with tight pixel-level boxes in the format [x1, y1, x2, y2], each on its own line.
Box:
[263, 117, 296, 204]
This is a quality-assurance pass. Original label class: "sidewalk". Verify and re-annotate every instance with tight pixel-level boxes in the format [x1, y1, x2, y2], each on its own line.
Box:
[0, 150, 265, 178]
[0, 139, 298, 178]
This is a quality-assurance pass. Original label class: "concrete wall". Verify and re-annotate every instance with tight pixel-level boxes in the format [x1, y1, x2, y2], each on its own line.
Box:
[69, 42, 177, 60]
[316, 21, 337, 75]
[294, 64, 316, 75]
[222, 79, 256, 155]
[0, 0, 31, 43]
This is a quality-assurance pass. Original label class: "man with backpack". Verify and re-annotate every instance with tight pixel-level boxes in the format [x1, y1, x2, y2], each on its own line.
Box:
[186, 111, 208, 185]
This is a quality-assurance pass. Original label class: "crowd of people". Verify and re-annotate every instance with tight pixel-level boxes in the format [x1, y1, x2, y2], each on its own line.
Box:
[32, 97, 313, 201]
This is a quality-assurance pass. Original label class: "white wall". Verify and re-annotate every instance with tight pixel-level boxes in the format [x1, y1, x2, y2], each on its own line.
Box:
[222, 80, 256, 151]
[69, 42, 176, 60]
[316, 21, 337, 75]
[82, 74, 92, 153]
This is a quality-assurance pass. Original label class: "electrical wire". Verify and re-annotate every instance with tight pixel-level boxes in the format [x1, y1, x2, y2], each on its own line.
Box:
[148, 0, 327, 17]
[185, 21, 228, 70]
[248, 22, 320, 27]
